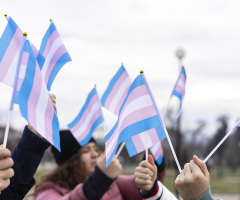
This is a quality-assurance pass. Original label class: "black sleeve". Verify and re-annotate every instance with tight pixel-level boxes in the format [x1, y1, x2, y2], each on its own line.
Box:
[83, 165, 115, 200]
[0, 125, 50, 200]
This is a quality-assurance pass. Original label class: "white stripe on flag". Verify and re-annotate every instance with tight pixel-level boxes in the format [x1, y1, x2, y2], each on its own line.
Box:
[106, 95, 153, 155]
[72, 101, 99, 138]
[3, 48, 20, 86]
[139, 132, 153, 149]
[177, 78, 185, 89]
[150, 142, 160, 155]
[108, 77, 131, 112]
[41, 36, 62, 77]
[36, 84, 49, 138]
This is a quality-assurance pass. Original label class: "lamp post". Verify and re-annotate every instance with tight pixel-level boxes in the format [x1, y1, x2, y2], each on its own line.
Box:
[175, 48, 185, 199]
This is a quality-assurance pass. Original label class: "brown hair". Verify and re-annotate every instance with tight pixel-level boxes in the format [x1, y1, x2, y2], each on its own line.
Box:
[35, 149, 87, 196]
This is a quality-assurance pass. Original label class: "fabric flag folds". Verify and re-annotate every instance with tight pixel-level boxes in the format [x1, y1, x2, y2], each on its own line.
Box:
[68, 87, 104, 146]
[101, 64, 132, 115]
[0, 16, 43, 87]
[38, 20, 71, 91]
[17, 38, 60, 151]
[150, 142, 163, 165]
[105, 73, 167, 167]
[170, 66, 187, 120]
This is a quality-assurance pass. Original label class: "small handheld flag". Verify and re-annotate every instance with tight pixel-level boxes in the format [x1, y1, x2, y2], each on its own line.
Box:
[17, 37, 60, 151]
[170, 66, 187, 120]
[0, 16, 44, 87]
[101, 64, 132, 115]
[104, 72, 167, 167]
[68, 87, 104, 146]
[38, 20, 71, 91]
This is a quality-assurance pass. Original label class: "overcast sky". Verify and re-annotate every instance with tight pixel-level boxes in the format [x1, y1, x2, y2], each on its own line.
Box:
[1, 0, 240, 137]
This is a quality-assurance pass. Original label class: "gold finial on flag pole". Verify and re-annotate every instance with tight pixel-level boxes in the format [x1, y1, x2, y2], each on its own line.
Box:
[140, 70, 144, 74]
[182, 65, 184, 68]
[23, 32, 27, 36]
[94, 84, 96, 87]
[4, 14, 7, 17]
[50, 19, 52, 21]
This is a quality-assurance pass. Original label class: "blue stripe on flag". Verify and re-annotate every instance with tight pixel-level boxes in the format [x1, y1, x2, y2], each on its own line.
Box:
[156, 155, 163, 165]
[124, 138, 138, 157]
[36, 52, 45, 70]
[18, 41, 36, 121]
[182, 67, 187, 79]
[47, 52, 71, 90]
[172, 91, 182, 101]
[155, 124, 167, 141]
[101, 65, 125, 106]
[104, 121, 118, 142]
[68, 88, 97, 128]
[79, 116, 104, 146]
[39, 22, 56, 54]
[52, 112, 61, 151]
[0, 17, 18, 62]
[106, 116, 161, 167]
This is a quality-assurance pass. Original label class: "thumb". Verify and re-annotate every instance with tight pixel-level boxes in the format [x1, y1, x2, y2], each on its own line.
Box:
[193, 155, 209, 177]
[147, 155, 155, 166]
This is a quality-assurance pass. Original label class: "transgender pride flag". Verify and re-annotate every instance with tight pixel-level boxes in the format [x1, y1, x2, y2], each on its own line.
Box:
[38, 20, 71, 91]
[101, 65, 132, 115]
[171, 66, 187, 119]
[105, 72, 167, 167]
[68, 87, 104, 146]
[0, 16, 44, 87]
[17, 38, 60, 151]
[150, 142, 163, 165]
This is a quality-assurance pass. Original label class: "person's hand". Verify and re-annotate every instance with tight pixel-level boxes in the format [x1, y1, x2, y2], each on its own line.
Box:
[0, 146, 14, 194]
[97, 152, 122, 179]
[135, 155, 157, 193]
[28, 94, 57, 138]
[175, 155, 210, 200]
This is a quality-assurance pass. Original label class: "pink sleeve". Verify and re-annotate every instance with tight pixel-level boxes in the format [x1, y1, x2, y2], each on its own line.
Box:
[35, 184, 87, 200]
[116, 175, 142, 200]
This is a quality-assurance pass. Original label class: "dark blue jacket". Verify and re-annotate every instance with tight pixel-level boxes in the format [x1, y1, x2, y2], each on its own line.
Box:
[0, 126, 50, 200]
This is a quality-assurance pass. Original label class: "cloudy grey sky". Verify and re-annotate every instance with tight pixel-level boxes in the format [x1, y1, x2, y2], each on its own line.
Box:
[1, 0, 240, 136]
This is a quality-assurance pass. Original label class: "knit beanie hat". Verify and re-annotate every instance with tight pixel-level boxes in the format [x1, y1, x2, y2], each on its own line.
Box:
[51, 130, 96, 166]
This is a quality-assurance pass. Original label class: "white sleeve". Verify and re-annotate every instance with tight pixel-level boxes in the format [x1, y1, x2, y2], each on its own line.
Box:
[141, 181, 177, 200]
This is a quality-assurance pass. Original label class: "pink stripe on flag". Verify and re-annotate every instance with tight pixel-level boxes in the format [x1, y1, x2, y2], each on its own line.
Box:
[76, 110, 102, 142]
[175, 85, 184, 96]
[31, 44, 39, 58]
[44, 96, 55, 145]
[114, 84, 130, 115]
[0, 28, 22, 82]
[104, 71, 129, 109]
[21, 51, 29, 66]
[148, 128, 159, 145]
[44, 45, 67, 84]
[43, 30, 60, 58]
[105, 86, 150, 148]
[70, 94, 98, 132]
[179, 73, 186, 84]
[154, 144, 162, 160]
[106, 105, 157, 159]
[118, 85, 148, 119]
[28, 62, 43, 129]
[132, 134, 145, 153]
